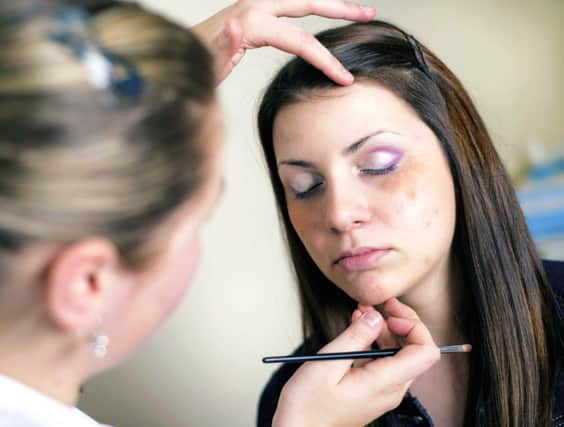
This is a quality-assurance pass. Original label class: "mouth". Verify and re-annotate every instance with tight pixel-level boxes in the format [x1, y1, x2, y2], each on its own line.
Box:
[333, 247, 390, 272]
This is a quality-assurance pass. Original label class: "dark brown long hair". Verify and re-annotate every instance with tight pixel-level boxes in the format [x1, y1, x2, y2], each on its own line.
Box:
[257, 20, 564, 427]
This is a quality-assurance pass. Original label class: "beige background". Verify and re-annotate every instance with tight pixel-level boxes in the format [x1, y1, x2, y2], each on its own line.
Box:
[78, 1, 564, 426]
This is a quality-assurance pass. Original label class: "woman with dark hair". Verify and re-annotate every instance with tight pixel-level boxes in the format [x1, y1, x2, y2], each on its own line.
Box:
[257, 20, 564, 426]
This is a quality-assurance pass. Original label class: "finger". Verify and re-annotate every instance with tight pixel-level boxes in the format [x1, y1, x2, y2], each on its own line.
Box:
[383, 298, 434, 347]
[356, 342, 439, 389]
[353, 300, 439, 384]
[366, 339, 440, 386]
[351, 307, 372, 368]
[321, 308, 382, 353]
[374, 318, 400, 350]
[249, 16, 353, 85]
[356, 303, 373, 313]
[387, 316, 436, 348]
[355, 304, 397, 353]
[269, 0, 376, 22]
[360, 314, 439, 385]
[384, 298, 419, 320]
[214, 16, 245, 83]
[357, 303, 399, 349]
[225, 17, 244, 57]
[307, 308, 383, 383]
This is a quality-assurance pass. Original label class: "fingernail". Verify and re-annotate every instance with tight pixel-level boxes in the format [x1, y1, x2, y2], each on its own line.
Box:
[341, 68, 354, 84]
[360, 311, 381, 328]
[360, 5, 375, 14]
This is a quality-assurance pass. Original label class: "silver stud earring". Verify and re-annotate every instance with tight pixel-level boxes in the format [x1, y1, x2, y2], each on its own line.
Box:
[91, 334, 110, 359]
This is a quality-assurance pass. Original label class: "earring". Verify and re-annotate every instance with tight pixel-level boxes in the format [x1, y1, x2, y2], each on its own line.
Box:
[88, 315, 109, 358]
[91, 334, 110, 359]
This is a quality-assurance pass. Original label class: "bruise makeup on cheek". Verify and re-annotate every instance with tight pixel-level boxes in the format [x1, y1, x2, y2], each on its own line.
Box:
[380, 156, 426, 219]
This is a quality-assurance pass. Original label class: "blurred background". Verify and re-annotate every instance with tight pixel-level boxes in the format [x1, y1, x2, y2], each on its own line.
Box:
[78, 0, 564, 425]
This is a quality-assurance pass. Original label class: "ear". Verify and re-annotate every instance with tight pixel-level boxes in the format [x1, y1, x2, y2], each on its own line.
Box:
[44, 238, 120, 333]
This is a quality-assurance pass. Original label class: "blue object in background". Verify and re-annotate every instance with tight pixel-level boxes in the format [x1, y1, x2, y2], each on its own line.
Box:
[519, 183, 564, 242]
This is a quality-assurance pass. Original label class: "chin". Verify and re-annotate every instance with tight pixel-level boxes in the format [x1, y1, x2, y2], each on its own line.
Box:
[341, 271, 408, 306]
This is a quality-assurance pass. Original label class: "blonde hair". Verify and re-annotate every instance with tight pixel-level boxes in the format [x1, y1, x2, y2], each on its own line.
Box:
[0, 1, 215, 266]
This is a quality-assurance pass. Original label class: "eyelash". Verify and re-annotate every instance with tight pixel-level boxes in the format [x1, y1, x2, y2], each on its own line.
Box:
[359, 163, 399, 176]
[294, 182, 323, 200]
[292, 163, 398, 200]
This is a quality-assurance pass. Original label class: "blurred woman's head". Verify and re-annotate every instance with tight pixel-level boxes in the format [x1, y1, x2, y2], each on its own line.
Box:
[0, 0, 221, 375]
[258, 20, 563, 426]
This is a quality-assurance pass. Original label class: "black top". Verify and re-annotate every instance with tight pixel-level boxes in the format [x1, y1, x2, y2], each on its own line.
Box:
[257, 260, 564, 427]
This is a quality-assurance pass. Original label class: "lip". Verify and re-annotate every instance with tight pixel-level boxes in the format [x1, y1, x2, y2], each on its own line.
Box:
[334, 247, 390, 272]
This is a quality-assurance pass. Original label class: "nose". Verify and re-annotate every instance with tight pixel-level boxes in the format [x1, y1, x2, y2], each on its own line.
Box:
[324, 181, 370, 233]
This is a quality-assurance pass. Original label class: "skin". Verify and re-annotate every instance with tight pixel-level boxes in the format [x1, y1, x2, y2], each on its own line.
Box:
[0, 2, 441, 425]
[193, 0, 376, 84]
[0, 0, 375, 407]
[273, 299, 440, 427]
[273, 82, 468, 426]
[0, 101, 225, 405]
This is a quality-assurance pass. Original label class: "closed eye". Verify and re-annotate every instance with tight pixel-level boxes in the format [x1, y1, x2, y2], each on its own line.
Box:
[360, 163, 399, 176]
[293, 181, 323, 200]
[358, 149, 403, 175]
[282, 170, 324, 200]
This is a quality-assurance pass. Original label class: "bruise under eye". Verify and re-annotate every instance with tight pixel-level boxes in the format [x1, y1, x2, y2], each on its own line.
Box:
[359, 148, 403, 171]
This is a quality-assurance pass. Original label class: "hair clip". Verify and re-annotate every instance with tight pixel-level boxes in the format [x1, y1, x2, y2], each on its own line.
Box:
[404, 33, 431, 77]
[48, 6, 144, 101]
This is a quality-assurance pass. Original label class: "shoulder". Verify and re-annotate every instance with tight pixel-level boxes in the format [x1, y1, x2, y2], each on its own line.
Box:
[0, 411, 46, 427]
[0, 375, 103, 427]
[0, 407, 103, 427]
[542, 259, 564, 312]
[257, 345, 305, 427]
[0, 410, 70, 427]
[542, 260, 564, 424]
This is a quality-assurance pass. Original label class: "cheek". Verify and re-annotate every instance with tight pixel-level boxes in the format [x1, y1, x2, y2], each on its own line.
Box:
[376, 161, 426, 224]
[167, 236, 200, 303]
[287, 203, 311, 239]
[380, 159, 456, 244]
[287, 203, 325, 256]
[150, 234, 201, 324]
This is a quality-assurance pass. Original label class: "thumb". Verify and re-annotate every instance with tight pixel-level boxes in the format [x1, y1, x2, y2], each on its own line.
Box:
[308, 309, 383, 383]
[214, 16, 244, 83]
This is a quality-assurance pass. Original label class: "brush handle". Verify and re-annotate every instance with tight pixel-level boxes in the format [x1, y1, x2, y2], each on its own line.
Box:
[262, 344, 471, 364]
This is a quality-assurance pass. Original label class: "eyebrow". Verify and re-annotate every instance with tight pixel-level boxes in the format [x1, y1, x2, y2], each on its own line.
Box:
[277, 130, 400, 168]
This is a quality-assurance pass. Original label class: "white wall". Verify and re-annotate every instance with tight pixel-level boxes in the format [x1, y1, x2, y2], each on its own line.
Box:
[78, 1, 564, 426]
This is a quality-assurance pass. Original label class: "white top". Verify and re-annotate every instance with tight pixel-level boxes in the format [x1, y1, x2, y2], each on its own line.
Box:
[0, 375, 112, 427]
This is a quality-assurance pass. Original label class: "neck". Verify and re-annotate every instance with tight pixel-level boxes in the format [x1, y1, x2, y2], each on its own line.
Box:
[401, 255, 464, 345]
[400, 255, 469, 427]
[0, 323, 86, 406]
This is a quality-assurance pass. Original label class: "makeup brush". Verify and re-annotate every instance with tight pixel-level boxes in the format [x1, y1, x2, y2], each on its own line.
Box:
[262, 344, 472, 364]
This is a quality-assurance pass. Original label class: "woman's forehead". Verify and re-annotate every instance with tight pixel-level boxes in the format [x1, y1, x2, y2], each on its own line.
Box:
[272, 83, 426, 155]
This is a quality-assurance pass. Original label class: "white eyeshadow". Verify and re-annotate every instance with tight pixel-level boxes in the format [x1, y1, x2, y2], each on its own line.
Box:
[290, 173, 316, 193]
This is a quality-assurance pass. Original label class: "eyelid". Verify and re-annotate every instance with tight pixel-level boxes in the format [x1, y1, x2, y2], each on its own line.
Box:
[359, 148, 403, 170]
[293, 181, 323, 199]
[284, 171, 323, 195]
